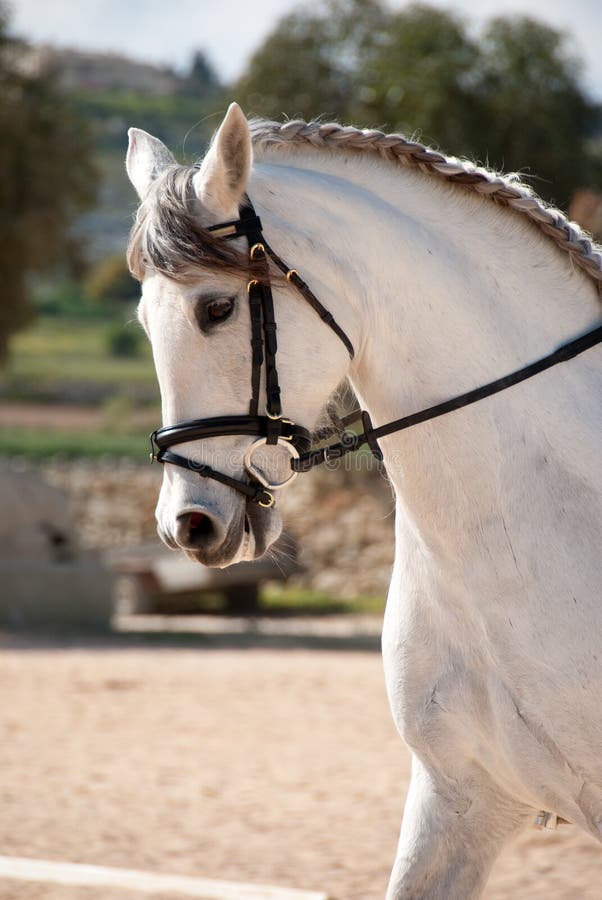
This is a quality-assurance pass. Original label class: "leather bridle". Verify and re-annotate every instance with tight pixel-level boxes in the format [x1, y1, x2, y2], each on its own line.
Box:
[150, 198, 602, 508]
[150, 199, 357, 508]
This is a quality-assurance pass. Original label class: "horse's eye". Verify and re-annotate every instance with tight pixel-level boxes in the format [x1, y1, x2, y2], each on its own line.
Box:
[196, 296, 235, 330]
[207, 297, 234, 322]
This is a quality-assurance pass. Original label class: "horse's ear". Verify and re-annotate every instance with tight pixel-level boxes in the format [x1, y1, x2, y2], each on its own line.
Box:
[126, 128, 176, 200]
[193, 103, 252, 216]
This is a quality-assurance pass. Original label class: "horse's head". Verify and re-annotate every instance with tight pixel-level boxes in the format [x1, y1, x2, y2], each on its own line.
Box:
[126, 104, 351, 566]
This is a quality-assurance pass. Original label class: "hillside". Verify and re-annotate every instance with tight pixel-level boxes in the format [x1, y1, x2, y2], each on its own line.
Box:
[26, 45, 602, 262]
[21, 45, 182, 95]
[76, 88, 219, 259]
[25, 45, 223, 259]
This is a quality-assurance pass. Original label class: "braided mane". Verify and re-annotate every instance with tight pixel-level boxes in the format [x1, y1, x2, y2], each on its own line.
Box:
[250, 119, 602, 300]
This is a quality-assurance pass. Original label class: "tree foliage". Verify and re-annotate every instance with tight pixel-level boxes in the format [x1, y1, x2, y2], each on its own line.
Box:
[0, 5, 96, 361]
[236, 6, 349, 120]
[473, 17, 596, 202]
[179, 49, 222, 101]
[85, 254, 139, 304]
[355, 4, 481, 152]
[235, 0, 600, 207]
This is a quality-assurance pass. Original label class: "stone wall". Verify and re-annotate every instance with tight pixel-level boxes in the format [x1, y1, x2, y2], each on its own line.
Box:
[0, 466, 113, 629]
[41, 459, 396, 599]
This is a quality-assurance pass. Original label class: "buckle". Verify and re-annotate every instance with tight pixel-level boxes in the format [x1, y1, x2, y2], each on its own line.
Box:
[280, 418, 294, 441]
[263, 412, 295, 440]
[249, 243, 266, 260]
[148, 431, 158, 463]
[263, 408, 294, 442]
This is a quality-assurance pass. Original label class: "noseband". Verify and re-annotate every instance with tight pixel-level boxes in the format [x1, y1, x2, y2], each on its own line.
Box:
[150, 198, 602, 508]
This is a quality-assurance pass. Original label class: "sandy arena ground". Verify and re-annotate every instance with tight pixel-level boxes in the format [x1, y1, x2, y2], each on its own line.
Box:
[0, 638, 601, 900]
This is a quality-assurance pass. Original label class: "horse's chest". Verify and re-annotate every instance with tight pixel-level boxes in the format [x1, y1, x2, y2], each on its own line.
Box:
[382, 595, 600, 825]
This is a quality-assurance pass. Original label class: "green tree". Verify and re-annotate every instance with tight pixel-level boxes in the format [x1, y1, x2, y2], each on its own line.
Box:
[474, 17, 598, 205]
[235, 0, 385, 120]
[234, 1, 600, 207]
[0, 5, 96, 361]
[180, 49, 222, 101]
[356, 4, 481, 153]
[235, 10, 343, 120]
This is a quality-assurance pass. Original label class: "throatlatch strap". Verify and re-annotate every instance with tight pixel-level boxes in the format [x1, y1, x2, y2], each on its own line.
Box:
[263, 240, 356, 360]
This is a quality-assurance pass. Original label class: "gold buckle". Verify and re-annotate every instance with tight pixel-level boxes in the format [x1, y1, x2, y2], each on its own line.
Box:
[249, 243, 265, 260]
[264, 409, 294, 439]
[246, 279, 259, 293]
[258, 491, 275, 508]
[286, 268, 299, 282]
[280, 418, 294, 441]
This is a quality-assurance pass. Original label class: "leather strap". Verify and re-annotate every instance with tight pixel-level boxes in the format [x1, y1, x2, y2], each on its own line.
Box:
[152, 415, 311, 453]
[368, 324, 602, 443]
[239, 204, 283, 421]
[156, 449, 273, 505]
[248, 287, 263, 416]
[206, 212, 263, 241]
[210, 197, 356, 361]
[263, 240, 355, 360]
[293, 324, 602, 471]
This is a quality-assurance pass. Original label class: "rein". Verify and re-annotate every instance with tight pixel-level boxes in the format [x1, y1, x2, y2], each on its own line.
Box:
[150, 199, 602, 505]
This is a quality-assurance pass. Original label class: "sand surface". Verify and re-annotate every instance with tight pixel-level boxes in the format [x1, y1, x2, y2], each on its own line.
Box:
[0, 640, 600, 899]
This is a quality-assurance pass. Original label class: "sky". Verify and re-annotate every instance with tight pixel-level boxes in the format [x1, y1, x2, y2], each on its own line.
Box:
[8, 0, 602, 99]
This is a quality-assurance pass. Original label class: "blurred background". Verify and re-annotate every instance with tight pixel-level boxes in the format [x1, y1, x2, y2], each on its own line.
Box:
[1, 0, 600, 626]
[1, 3, 602, 899]
[0, 0, 602, 620]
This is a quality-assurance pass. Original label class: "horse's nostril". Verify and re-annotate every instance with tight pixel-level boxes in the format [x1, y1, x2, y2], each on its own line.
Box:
[186, 511, 214, 544]
[173, 510, 220, 551]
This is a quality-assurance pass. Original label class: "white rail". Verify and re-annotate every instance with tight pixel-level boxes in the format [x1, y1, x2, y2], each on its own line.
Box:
[0, 855, 329, 900]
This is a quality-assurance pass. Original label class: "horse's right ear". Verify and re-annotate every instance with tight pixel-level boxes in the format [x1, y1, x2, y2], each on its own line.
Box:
[192, 103, 252, 217]
[126, 128, 176, 200]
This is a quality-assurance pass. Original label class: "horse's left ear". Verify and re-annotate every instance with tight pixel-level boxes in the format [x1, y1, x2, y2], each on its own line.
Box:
[193, 103, 252, 216]
[126, 128, 176, 200]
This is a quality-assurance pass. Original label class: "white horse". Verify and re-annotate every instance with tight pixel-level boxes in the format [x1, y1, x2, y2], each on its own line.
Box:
[126, 103, 602, 898]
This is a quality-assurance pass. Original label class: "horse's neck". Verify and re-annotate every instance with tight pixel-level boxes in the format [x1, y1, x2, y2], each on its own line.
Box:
[252, 152, 600, 560]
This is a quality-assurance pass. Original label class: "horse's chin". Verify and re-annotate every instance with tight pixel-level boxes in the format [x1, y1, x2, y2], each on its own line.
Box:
[244, 502, 282, 560]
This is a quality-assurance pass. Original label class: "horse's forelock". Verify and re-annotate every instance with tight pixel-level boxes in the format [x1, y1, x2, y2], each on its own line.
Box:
[127, 165, 251, 284]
